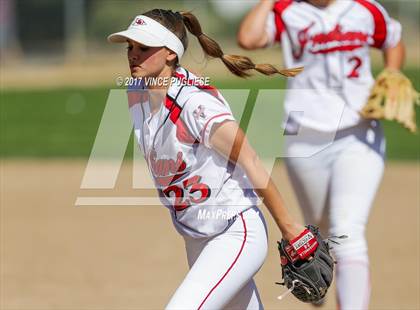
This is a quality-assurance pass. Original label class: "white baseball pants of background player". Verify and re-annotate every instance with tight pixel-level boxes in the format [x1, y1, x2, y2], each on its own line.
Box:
[285, 120, 385, 310]
[165, 206, 268, 310]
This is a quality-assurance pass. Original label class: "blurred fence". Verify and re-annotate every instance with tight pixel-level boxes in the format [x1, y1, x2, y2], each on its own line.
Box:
[0, 0, 419, 64]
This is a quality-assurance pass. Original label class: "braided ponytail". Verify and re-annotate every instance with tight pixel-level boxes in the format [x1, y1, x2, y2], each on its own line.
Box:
[142, 9, 302, 78]
[180, 11, 303, 78]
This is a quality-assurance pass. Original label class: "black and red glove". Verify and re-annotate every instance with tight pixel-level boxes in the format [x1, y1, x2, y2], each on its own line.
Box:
[277, 225, 335, 303]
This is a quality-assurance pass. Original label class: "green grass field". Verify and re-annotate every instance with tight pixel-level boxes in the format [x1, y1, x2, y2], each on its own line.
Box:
[1, 68, 419, 160]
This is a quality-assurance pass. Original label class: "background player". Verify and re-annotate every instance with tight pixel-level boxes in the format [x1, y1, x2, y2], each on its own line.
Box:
[107, 8, 324, 309]
[238, 0, 404, 309]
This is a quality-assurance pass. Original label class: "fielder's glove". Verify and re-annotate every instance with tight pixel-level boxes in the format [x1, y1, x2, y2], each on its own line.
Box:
[276, 225, 335, 303]
[360, 68, 420, 133]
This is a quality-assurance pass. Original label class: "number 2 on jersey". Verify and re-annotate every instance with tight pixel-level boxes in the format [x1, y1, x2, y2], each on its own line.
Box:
[163, 175, 211, 211]
[347, 56, 362, 78]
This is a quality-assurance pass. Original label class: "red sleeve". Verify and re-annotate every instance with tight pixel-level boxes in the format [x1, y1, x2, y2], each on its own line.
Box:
[273, 0, 293, 42]
[355, 0, 387, 48]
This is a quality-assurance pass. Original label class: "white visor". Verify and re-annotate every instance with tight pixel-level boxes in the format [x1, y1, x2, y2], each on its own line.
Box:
[108, 15, 185, 60]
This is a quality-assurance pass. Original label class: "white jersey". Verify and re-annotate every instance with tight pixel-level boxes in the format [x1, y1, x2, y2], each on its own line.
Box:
[265, 0, 402, 131]
[128, 67, 258, 238]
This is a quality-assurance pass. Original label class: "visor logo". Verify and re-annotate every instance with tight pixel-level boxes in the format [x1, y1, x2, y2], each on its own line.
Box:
[133, 18, 146, 26]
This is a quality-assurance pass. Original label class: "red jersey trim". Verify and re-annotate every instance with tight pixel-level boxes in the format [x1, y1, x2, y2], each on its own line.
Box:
[273, 0, 293, 42]
[355, 0, 387, 48]
[197, 213, 247, 309]
[165, 96, 199, 145]
[164, 96, 182, 123]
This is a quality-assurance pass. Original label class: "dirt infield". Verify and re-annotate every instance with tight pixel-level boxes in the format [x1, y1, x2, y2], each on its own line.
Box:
[1, 160, 419, 310]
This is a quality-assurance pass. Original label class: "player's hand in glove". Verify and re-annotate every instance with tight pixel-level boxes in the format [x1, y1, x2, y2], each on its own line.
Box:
[276, 225, 335, 303]
[360, 68, 420, 133]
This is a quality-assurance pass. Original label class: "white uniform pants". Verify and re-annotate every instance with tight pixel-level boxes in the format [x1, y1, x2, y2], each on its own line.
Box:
[285, 120, 385, 310]
[166, 206, 268, 310]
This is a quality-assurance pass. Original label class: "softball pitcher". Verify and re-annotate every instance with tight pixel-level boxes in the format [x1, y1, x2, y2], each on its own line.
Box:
[107, 8, 333, 309]
[238, 0, 404, 309]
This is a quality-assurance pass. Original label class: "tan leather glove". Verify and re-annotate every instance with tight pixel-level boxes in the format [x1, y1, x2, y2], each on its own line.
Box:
[360, 68, 420, 133]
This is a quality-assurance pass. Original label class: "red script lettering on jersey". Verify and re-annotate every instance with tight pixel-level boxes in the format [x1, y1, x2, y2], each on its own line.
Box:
[293, 23, 369, 58]
[149, 150, 188, 187]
